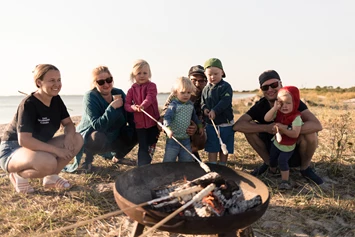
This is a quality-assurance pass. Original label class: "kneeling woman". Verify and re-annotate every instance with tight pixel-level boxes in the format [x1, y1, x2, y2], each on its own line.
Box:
[0, 64, 83, 194]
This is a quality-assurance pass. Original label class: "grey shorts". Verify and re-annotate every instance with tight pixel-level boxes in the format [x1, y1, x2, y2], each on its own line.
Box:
[0, 140, 21, 172]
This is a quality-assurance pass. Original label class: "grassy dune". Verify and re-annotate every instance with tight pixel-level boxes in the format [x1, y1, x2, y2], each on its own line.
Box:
[0, 91, 354, 237]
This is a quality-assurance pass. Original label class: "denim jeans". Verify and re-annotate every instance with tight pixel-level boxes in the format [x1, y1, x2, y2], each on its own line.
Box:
[163, 138, 193, 162]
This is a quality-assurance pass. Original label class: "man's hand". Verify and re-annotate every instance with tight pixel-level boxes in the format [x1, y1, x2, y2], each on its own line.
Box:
[266, 123, 277, 134]
[63, 134, 75, 152]
[186, 121, 198, 136]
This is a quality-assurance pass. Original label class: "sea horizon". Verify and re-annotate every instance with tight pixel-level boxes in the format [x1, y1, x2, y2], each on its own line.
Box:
[0, 92, 256, 125]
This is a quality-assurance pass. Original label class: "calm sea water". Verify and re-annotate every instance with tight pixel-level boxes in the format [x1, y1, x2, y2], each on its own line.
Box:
[0, 93, 255, 125]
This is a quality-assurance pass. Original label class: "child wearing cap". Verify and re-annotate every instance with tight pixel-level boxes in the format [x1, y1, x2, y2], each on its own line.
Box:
[201, 58, 234, 165]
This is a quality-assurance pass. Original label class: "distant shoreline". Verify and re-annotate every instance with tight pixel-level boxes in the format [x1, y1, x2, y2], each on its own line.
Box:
[0, 97, 250, 141]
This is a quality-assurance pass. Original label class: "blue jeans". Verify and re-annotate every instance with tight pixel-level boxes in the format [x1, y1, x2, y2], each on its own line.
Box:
[269, 142, 294, 171]
[163, 138, 193, 162]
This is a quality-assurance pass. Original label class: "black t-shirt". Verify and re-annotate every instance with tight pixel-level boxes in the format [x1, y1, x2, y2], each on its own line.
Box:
[2, 93, 70, 142]
[246, 97, 308, 124]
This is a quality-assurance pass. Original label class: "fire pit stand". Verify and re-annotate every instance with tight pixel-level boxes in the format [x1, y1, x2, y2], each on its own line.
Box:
[114, 163, 270, 237]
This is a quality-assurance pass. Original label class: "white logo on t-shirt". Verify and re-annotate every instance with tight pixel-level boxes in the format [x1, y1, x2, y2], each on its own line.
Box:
[38, 117, 50, 124]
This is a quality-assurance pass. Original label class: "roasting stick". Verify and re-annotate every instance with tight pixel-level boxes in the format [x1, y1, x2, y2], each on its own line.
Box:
[38, 185, 203, 237]
[139, 108, 211, 173]
[139, 183, 216, 237]
[210, 119, 228, 155]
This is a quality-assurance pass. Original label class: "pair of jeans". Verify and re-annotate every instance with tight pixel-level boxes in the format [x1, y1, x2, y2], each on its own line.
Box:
[269, 142, 294, 171]
[163, 138, 193, 162]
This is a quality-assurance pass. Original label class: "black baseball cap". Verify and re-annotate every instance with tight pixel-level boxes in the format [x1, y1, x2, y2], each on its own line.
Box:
[188, 65, 206, 79]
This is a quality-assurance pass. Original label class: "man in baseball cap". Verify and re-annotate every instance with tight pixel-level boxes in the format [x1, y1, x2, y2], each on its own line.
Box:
[233, 69, 324, 185]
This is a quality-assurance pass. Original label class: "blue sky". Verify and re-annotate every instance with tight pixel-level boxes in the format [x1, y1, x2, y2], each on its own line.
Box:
[0, 0, 354, 96]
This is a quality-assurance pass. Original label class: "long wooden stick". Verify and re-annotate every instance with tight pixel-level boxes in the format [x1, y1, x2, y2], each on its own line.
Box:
[139, 108, 210, 173]
[139, 183, 216, 237]
[38, 185, 203, 236]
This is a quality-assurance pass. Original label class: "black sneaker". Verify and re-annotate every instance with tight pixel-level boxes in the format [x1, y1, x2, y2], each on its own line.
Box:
[300, 167, 323, 185]
[251, 163, 269, 176]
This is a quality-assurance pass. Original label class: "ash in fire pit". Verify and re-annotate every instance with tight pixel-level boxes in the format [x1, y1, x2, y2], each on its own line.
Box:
[149, 172, 262, 218]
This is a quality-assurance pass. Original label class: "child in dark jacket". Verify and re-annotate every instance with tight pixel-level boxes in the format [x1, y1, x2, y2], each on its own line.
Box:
[201, 58, 234, 166]
[124, 59, 160, 166]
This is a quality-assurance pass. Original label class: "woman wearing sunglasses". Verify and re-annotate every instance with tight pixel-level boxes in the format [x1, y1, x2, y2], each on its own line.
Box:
[233, 70, 324, 185]
[0, 64, 84, 193]
[63, 66, 137, 173]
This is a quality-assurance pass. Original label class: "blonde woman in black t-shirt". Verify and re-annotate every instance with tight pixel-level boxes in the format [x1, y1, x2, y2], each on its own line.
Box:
[0, 64, 83, 194]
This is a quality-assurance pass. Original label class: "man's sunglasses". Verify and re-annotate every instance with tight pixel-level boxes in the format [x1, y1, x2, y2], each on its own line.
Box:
[96, 77, 113, 86]
[260, 81, 279, 91]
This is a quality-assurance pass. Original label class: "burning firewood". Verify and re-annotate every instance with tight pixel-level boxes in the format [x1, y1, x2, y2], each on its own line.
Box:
[151, 172, 223, 199]
[149, 173, 262, 218]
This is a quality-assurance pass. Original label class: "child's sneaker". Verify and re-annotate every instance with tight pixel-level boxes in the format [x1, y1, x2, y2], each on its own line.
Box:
[279, 180, 292, 190]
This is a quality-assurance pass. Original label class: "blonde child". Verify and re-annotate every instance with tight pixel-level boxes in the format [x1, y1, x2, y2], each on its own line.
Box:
[163, 77, 203, 162]
[264, 86, 302, 190]
[124, 59, 160, 166]
[201, 58, 234, 166]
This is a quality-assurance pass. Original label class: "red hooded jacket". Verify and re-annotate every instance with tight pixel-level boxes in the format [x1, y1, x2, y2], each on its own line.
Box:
[275, 86, 301, 146]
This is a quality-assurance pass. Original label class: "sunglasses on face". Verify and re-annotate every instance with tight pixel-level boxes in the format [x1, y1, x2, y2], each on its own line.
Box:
[96, 77, 113, 86]
[260, 81, 279, 91]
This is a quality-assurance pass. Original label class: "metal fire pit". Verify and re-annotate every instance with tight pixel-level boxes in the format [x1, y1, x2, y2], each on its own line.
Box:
[113, 163, 270, 235]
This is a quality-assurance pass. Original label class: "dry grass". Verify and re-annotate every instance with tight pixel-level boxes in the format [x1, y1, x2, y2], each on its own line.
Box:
[1, 95, 355, 237]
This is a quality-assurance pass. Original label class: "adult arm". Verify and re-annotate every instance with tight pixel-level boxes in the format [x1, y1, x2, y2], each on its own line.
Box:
[299, 109, 323, 134]
[233, 113, 275, 134]
[85, 92, 126, 132]
[18, 132, 73, 160]
[61, 117, 78, 152]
